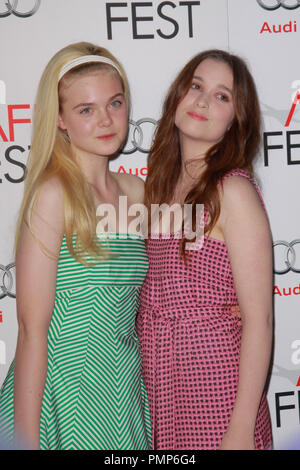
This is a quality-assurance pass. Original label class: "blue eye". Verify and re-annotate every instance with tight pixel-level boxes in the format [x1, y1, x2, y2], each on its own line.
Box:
[110, 100, 123, 108]
[80, 107, 92, 114]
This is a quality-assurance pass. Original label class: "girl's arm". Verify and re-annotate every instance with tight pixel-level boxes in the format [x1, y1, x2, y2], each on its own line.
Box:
[14, 179, 64, 449]
[218, 176, 273, 450]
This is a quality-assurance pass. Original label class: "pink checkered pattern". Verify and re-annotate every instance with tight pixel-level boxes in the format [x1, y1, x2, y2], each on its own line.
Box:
[136, 169, 273, 450]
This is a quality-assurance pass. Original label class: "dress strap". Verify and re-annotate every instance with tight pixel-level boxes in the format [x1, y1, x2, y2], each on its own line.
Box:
[219, 168, 266, 213]
[204, 169, 267, 227]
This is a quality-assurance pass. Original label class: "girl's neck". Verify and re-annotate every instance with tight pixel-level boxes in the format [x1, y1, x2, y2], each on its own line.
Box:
[74, 149, 112, 191]
[180, 155, 206, 184]
[169, 161, 205, 205]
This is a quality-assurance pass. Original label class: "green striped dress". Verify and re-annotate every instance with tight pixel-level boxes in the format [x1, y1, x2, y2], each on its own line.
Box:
[0, 234, 152, 450]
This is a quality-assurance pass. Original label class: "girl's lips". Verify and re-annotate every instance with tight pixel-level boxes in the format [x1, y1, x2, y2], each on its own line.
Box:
[187, 111, 208, 121]
[97, 133, 116, 140]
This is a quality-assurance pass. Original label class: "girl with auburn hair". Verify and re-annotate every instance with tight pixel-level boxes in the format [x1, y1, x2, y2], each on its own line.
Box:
[0, 42, 152, 450]
[137, 49, 273, 450]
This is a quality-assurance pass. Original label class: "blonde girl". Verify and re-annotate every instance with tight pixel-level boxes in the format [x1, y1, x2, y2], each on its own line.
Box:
[0, 42, 152, 450]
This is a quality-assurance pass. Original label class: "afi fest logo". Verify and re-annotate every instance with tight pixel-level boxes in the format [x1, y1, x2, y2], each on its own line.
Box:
[0, 80, 31, 184]
[0, 0, 41, 17]
[257, 0, 300, 10]
[263, 83, 300, 166]
[106, 1, 201, 40]
[285, 87, 300, 127]
[273, 341, 300, 429]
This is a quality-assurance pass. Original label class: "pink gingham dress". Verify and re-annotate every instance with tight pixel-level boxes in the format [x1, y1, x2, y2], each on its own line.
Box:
[136, 169, 273, 450]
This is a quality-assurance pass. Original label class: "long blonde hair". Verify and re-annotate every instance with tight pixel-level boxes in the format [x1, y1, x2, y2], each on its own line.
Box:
[15, 42, 130, 263]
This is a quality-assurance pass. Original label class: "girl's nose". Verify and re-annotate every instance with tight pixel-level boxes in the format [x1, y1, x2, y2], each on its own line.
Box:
[195, 93, 209, 108]
[98, 108, 113, 127]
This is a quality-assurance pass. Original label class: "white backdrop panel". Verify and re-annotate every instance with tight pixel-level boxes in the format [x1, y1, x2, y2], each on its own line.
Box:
[1, 0, 299, 449]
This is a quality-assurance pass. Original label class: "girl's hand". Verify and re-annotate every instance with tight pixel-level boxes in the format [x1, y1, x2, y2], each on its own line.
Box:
[219, 429, 255, 450]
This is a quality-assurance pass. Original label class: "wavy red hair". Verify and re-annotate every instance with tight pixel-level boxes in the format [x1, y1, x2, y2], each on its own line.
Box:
[144, 50, 261, 253]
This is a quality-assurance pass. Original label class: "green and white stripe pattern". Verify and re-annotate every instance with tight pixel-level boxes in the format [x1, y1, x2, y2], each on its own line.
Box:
[0, 234, 152, 450]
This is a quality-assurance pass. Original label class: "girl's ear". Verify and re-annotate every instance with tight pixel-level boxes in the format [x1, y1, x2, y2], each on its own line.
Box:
[58, 114, 67, 131]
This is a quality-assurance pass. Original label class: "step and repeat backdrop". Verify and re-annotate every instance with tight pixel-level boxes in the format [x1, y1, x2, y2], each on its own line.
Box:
[0, 0, 299, 450]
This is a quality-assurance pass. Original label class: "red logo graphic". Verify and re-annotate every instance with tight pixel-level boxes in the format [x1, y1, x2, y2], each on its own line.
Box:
[260, 20, 297, 34]
[0, 104, 31, 142]
[0, 310, 2, 323]
[274, 284, 300, 296]
[285, 91, 300, 127]
[117, 165, 148, 177]
[297, 376, 300, 387]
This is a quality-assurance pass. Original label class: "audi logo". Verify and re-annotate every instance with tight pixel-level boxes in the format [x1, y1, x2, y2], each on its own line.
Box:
[0, 263, 16, 299]
[273, 240, 300, 275]
[257, 0, 300, 10]
[0, 0, 41, 18]
[123, 118, 159, 154]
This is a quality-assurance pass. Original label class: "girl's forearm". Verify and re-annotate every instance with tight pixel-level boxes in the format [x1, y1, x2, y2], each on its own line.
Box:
[13, 327, 48, 449]
[229, 314, 273, 433]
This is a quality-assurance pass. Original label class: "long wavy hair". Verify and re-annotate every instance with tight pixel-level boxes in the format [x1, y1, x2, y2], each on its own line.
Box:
[15, 42, 130, 263]
[144, 49, 261, 253]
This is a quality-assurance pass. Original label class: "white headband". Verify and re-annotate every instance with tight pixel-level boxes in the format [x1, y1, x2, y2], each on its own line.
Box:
[58, 55, 122, 81]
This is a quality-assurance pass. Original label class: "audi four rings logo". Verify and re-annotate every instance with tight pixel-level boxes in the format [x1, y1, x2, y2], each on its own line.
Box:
[0, 263, 16, 299]
[257, 0, 300, 10]
[0, 0, 41, 17]
[123, 118, 159, 154]
[273, 240, 300, 275]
